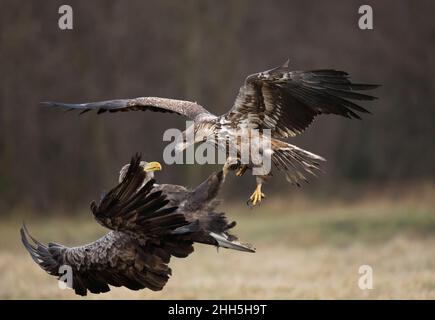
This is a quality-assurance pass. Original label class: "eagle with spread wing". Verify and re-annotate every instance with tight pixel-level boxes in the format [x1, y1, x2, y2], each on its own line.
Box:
[42, 60, 379, 206]
[21, 155, 253, 296]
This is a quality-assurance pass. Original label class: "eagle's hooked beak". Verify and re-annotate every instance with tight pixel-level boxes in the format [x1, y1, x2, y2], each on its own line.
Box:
[144, 161, 162, 172]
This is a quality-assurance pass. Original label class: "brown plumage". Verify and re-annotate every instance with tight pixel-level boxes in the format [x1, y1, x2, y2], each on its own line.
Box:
[41, 59, 379, 205]
[21, 155, 253, 296]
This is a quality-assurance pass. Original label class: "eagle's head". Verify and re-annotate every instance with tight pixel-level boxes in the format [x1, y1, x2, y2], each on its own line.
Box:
[118, 160, 162, 184]
[245, 59, 290, 84]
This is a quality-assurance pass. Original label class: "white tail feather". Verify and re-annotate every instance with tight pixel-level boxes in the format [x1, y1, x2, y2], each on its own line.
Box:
[209, 232, 255, 253]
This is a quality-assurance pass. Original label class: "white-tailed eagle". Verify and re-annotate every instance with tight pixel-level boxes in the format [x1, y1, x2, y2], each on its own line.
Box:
[21, 155, 253, 296]
[42, 60, 379, 205]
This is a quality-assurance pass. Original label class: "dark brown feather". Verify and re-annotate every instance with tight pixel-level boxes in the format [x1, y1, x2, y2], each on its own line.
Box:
[226, 66, 379, 138]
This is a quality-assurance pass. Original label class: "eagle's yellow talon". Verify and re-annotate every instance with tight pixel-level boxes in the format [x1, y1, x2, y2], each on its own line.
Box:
[248, 185, 265, 206]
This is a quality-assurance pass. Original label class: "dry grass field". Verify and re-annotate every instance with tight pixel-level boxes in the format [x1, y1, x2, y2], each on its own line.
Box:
[1, 185, 435, 299]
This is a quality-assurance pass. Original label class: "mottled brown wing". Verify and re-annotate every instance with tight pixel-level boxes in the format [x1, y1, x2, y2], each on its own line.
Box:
[21, 226, 193, 296]
[41, 97, 213, 121]
[226, 63, 379, 138]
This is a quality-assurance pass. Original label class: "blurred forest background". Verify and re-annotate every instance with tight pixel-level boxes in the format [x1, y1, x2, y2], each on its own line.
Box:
[0, 0, 434, 213]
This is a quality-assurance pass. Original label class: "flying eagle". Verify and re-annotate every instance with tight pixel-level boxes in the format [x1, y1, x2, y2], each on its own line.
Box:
[42, 60, 379, 205]
[21, 155, 253, 296]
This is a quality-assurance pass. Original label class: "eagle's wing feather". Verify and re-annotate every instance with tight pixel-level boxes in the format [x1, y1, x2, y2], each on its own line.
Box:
[226, 65, 379, 138]
[21, 225, 194, 296]
[152, 171, 255, 253]
[90, 154, 186, 233]
[41, 97, 213, 121]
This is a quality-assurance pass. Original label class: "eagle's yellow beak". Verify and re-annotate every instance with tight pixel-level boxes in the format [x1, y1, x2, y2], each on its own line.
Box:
[144, 161, 162, 172]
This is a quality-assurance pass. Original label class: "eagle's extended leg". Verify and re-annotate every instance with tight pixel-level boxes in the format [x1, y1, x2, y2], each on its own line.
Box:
[235, 165, 248, 177]
[248, 177, 266, 206]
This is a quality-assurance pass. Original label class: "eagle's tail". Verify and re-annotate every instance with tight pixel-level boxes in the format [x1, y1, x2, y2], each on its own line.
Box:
[172, 213, 255, 253]
[208, 231, 255, 253]
[271, 139, 325, 186]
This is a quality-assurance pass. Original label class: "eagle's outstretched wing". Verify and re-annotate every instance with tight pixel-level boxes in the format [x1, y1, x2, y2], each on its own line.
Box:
[41, 97, 213, 121]
[225, 61, 379, 138]
[21, 226, 193, 296]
